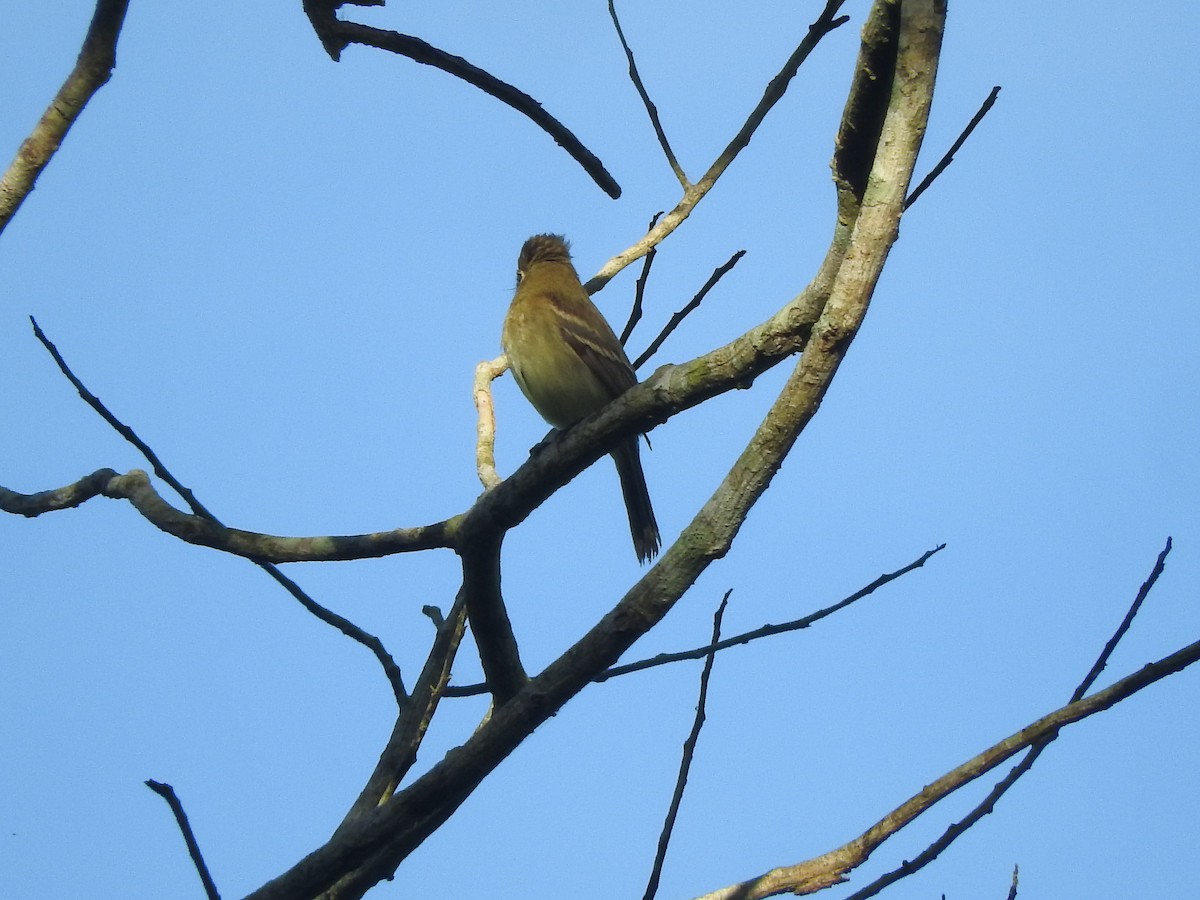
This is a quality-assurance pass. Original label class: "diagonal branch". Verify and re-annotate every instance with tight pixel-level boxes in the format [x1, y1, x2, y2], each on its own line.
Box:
[585, 1, 851, 294]
[599, 543, 943, 682]
[644, 591, 730, 900]
[145, 780, 221, 900]
[302, 2, 620, 198]
[442, 543, 945, 698]
[19, 320, 410, 705]
[620, 211, 665, 346]
[608, 1, 688, 187]
[633, 249, 746, 370]
[905, 84, 1001, 209]
[242, 4, 945, 895]
[692, 632, 1200, 900]
[0, 0, 130, 236]
[31, 317, 218, 521]
[838, 536, 1176, 900]
[334, 594, 469, 836]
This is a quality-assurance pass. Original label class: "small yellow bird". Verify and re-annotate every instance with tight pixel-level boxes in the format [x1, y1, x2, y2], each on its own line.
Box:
[501, 234, 661, 563]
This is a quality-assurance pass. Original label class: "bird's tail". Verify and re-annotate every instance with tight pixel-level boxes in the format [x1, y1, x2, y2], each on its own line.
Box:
[612, 439, 660, 564]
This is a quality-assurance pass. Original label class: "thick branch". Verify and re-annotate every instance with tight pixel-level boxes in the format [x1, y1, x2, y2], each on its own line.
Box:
[244, 3, 943, 895]
[0, 0, 130, 236]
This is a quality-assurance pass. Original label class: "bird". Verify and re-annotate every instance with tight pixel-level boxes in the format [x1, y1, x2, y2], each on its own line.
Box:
[501, 234, 661, 563]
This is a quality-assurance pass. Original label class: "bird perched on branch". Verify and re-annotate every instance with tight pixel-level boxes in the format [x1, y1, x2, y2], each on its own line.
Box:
[501, 234, 661, 563]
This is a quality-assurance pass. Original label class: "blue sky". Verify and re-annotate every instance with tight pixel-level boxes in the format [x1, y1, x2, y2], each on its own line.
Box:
[2, 2, 1198, 898]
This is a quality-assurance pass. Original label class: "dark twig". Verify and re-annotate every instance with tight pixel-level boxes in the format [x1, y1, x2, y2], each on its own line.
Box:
[1006, 864, 1019, 900]
[904, 85, 1000, 209]
[29, 319, 408, 705]
[620, 211, 664, 346]
[31, 317, 218, 521]
[608, 1, 687, 187]
[302, 4, 620, 198]
[0, 0, 130, 236]
[602, 543, 942, 681]
[586, 0, 851, 293]
[1074, 536, 1173, 699]
[700, 633, 1200, 899]
[644, 592, 730, 900]
[145, 780, 221, 900]
[632, 249, 747, 370]
[840, 537, 1175, 900]
[444, 545, 945, 697]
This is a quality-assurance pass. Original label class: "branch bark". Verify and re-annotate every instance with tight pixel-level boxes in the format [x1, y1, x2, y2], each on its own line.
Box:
[242, 1, 945, 895]
[0, 0, 130, 236]
[693, 632, 1200, 900]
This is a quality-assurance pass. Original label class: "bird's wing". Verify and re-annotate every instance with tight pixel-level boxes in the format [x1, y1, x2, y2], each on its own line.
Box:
[554, 300, 638, 399]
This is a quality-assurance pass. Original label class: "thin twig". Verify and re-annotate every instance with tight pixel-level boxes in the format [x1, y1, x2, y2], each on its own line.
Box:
[632, 249, 746, 370]
[0, 0, 131, 236]
[145, 780, 221, 900]
[904, 85, 1000, 209]
[621, 211, 664, 346]
[586, 1, 851, 293]
[444, 545, 945, 697]
[1073, 536, 1173, 700]
[302, 4, 620, 198]
[644, 591, 730, 900]
[29, 319, 408, 705]
[31, 317, 217, 521]
[608, 2, 687, 187]
[839, 537, 1175, 900]
[1006, 864, 1019, 900]
[695, 632, 1200, 900]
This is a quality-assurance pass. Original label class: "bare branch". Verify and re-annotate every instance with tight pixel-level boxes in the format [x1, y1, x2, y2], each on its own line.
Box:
[31, 317, 217, 521]
[1, 466, 455, 562]
[586, 1, 851, 293]
[243, 6, 944, 893]
[145, 780, 221, 900]
[0, 0, 130, 236]
[620, 211, 665, 346]
[440, 544, 944, 698]
[839, 536, 1175, 900]
[0, 467, 119, 516]
[461, 538, 528, 704]
[1006, 865, 1020, 900]
[598, 544, 944, 682]
[608, 2, 688, 187]
[474, 355, 509, 489]
[905, 85, 1001, 209]
[20, 321, 411, 704]
[1074, 536, 1173, 697]
[335, 595, 469, 836]
[302, 2, 621, 198]
[632, 249, 747, 370]
[644, 591, 730, 900]
[694, 634, 1200, 900]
